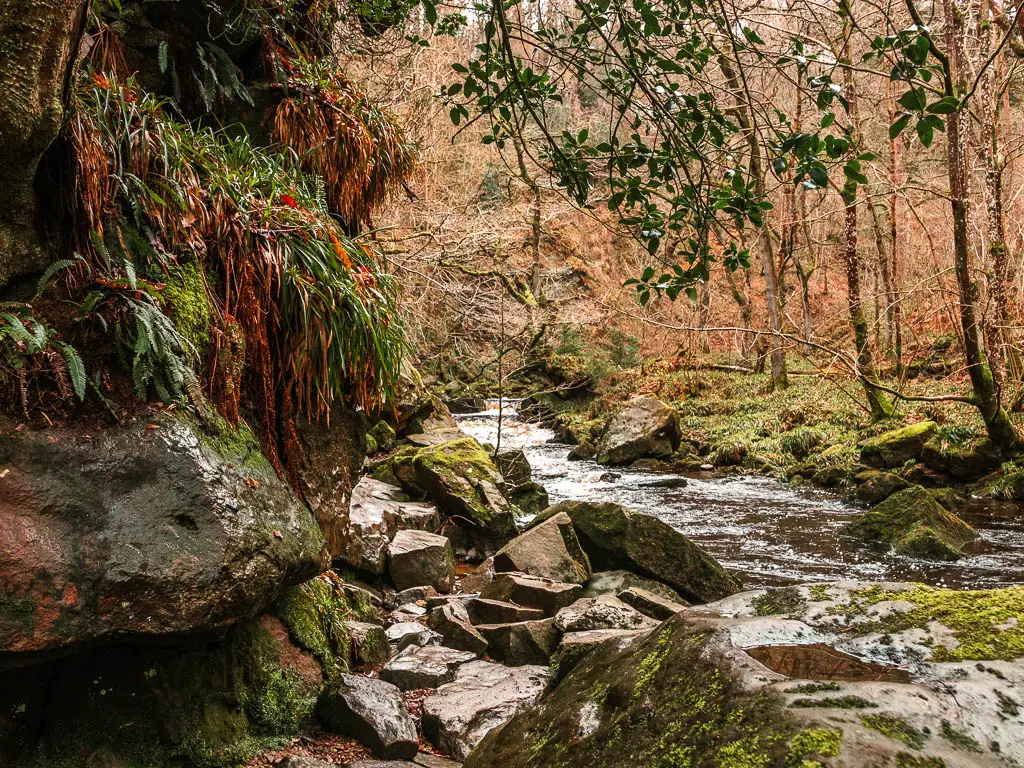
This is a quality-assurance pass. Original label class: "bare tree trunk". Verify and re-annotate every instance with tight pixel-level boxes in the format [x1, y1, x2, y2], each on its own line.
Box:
[886, 78, 904, 375]
[0, 0, 90, 289]
[512, 137, 542, 328]
[928, 0, 1021, 449]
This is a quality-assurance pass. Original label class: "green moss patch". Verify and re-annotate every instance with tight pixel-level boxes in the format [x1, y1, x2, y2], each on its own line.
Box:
[859, 714, 926, 749]
[275, 578, 351, 682]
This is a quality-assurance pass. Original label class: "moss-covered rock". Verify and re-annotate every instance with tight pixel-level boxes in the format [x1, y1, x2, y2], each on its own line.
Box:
[534, 501, 740, 603]
[854, 471, 909, 505]
[368, 420, 397, 453]
[845, 486, 977, 560]
[275, 575, 352, 683]
[596, 396, 681, 466]
[859, 421, 936, 469]
[921, 435, 1003, 479]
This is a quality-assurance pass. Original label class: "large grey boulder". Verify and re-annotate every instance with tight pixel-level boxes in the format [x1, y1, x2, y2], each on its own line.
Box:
[596, 396, 681, 466]
[381, 644, 477, 690]
[0, 413, 326, 655]
[550, 629, 648, 678]
[316, 675, 419, 760]
[493, 512, 591, 584]
[388, 530, 456, 593]
[345, 478, 440, 575]
[551, 595, 658, 633]
[475, 618, 561, 666]
[422, 661, 551, 759]
[480, 573, 583, 617]
[535, 501, 741, 604]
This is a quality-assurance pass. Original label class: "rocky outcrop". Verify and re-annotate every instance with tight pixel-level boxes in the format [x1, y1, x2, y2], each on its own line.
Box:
[317, 675, 419, 760]
[493, 512, 592, 584]
[0, 412, 327, 656]
[596, 396, 681, 466]
[467, 581, 1024, 767]
[536, 501, 741, 604]
[372, 438, 517, 552]
[422, 660, 551, 759]
[344, 478, 440, 576]
[859, 420, 936, 468]
[846, 485, 978, 560]
[388, 530, 456, 593]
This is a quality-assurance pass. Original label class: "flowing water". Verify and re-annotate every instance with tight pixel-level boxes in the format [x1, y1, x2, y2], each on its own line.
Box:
[457, 402, 1024, 590]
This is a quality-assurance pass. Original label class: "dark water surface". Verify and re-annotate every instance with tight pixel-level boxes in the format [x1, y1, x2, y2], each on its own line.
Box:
[457, 403, 1024, 590]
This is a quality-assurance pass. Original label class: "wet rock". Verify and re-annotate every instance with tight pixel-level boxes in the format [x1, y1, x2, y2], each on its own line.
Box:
[347, 761, 418, 768]
[598, 472, 620, 483]
[466, 598, 545, 625]
[859, 421, 937, 468]
[550, 628, 647, 678]
[422, 661, 551, 759]
[413, 755, 462, 768]
[0, 412, 326, 655]
[277, 756, 338, 768]
[475, 618, 560, 665]
[427, 604, 488, 656]
[381, 645, 476, 690]
[509, 481, 549, 516]
[617, 586, 688, 620]
[853, 470, 909, 505]
[460, 558, 495, 594]
[316, 675, 418, 760]
[536, 501, 741, 604]
[495, 450, 532, 487]
[391, 603, 428, 624]
[389, 530, 456, 593]
[846, 485, 978, 560]
[581, 570, 687, 605]
[368, 421, 398, 453]
[552, 595, 658, 633]
[391, 586, 439, 607]
[349, 622, 389, 668]
[493, 512, 591, 584]
[922, 435, 1003, 479]
[480, 573, 584, 617]
[638, 476, 689, 489]
[346, 478, 441, 576]
[386, 622, 442, 652]
[596, 396, 681, 466]
[926, 486, 968, 510]
[567, 441, 596, 461]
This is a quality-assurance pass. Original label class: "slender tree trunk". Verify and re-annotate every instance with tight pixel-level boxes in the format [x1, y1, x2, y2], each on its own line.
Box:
[839, 9, 894, 420]
[886, 78, 904, 375]
[0, 0, 91, 288]
[719, 51, 787, 389]
[934, 0, 1021, 449]
[512, 137, 543, 329]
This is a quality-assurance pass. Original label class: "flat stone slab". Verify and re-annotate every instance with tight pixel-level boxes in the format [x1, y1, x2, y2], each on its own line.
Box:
[466, 598, 545, 625]
[552, 595, 659, 633]
[422, 661, 551, 760]
[476, 618, 560, 666]
[316, 674, 418, 760]
[386, 622, 443, 652]
[618, 587, 688, 620]
[381, 645, 477, 690]
[427, 603, 487, 656]
[480, 572, 583, 616]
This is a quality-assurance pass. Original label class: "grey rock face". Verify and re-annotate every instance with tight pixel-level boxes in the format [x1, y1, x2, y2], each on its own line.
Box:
[493, 512, 591, 584]
[552, 595, 658, 633]
[381, 644, 477, 690]
[316, 675, 418, 760]
[617, 587, 688, 620]
[596, 396, 681, 465]
[479, 573, 583, 617]
[389, 530, 457, 593]
[422, 661, 551, 759]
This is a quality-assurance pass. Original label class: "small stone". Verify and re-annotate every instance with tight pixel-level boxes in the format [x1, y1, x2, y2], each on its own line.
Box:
[476, 618, 561, 666]
[386, 622, 442, 652]
[349, 621, 390, 668]
[389, 530, 457, 593]
[392, 586, 439, 607]
[316, 675, 418, 760]
[381, 644, 477, 690]
[277, 757, 339, 768]
[466, 598, 545, 625]
[428, 603, 488, 656]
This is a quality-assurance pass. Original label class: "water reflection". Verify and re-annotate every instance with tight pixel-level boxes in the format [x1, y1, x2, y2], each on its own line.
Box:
[457, 401, 1024, 590]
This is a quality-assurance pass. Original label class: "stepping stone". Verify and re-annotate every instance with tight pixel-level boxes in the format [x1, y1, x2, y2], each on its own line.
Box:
[386, 622, 442, 652]
[316, 675, 418, 760]
[480, 572, 583, 617]
[493, 512, 591, 584]
[466, 598, 545, 625]
[475, 618, 560, 666]
[422, 661, 551, 759]
[346, 478, 441, 575]
[427, 603, 488, 656]
[389, 530, 456, 593]
[552, 595, 658, 633]
[349, 621, 389, 667]
[381, 644, 477, 690]
[617, 587, 688, 620]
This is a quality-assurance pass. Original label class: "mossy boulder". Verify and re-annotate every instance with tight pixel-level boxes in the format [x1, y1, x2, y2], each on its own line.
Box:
[859, 421, 936, 469]
[534, 501, 740, 604]
[854, 471, 910, 505]
[972, 463, 1024, 501]
[510, 481, 550, 516]
[921, 435, 1003, 479]
[368, 421, 397, 453]
[0, 411, 327, 656]
[596, 396, 681, 466]
[846, 486, 978, 560]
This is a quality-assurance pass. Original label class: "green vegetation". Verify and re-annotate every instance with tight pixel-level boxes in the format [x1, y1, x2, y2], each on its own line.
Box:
[859, 714, 927, 749]
[752, 587, 807, 617]
[789, 696, 876, 709]
[785, 728, 842, 767]
[275, 578, 352, 682]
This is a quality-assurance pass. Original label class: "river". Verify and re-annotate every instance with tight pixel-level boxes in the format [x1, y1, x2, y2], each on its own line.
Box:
[456, 401, 1024, 590]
